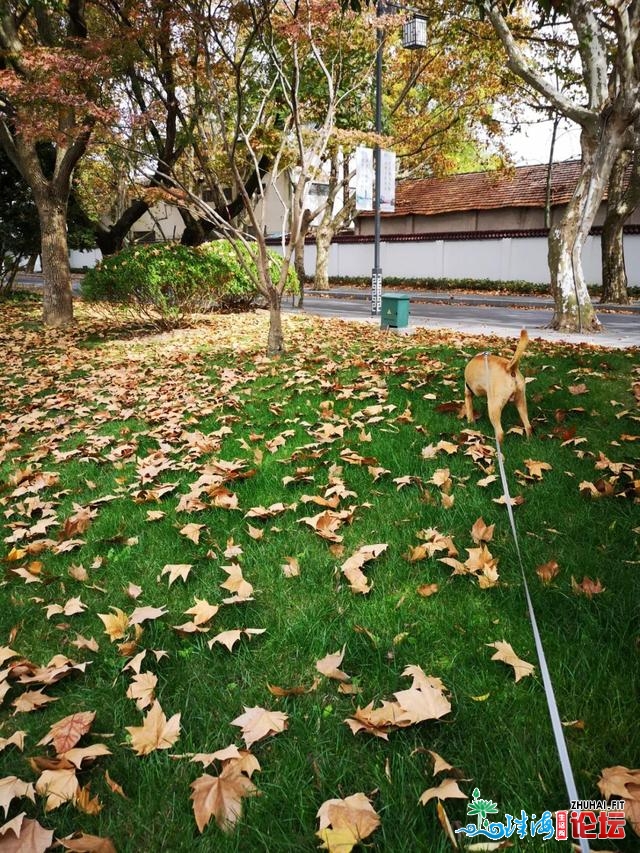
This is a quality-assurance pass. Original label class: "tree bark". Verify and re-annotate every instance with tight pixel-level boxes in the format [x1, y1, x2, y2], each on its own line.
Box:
[314, 223, 332, 290]
[547, 127, 626, 331]
[266, 289, 284, 355]
[37, 196, 74, 326]
[601, 145, 640, 304]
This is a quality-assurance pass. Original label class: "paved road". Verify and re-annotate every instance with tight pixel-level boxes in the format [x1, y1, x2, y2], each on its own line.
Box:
[286, 291, 640, 349]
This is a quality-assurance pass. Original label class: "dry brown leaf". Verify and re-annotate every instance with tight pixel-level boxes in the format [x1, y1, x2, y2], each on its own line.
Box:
[416, 583, 439, 598]
[0, 731, 26, 753]
[59, 744, 111, 770]
[184, 599, 219, 626]
[436, 801, 459, 850]
[536, 560, 560, 584]
[35, 768, 79, 812]
[126, 672, 157, 710]
[316, 646, 350, 682]
[180, 523, 205, 544]
[0, 776, 35, 817]
[161, 564, 192, 586]
[75, 784, 103, 816]
[58, 832, 116, 852]
[37, 711, 95, 754]
[0, 648, 18, 667]
[316, 792, 380, 849]
[125, 700, 181, 755]
[419, 778, 468, 805]
[571, 576, 606, 597]
[70, 634, 99, 653]
[0, 814, 53, 853]
[220, 564, 253, 601]
[208, 628, 265, 652]
[190, 762, 258, 833]
[487, 641, 535, 682]
[470, 517, 495, 544]
[104, 770, 127, 799]
[230, 706, 288, 749]
[281, 556, 300, 577]
[97, 608, 129, 642]
[11, 689, 58, 714]
[128, 605, 167, 627]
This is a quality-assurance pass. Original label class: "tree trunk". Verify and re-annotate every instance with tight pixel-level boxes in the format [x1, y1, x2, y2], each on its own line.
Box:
[266, 289, 284, 355]
[95, 199, 151, 256]
[547, 129, 624, 331]
[37, 197, 74, 327]
[314, 224, 332, 290]
[601, 145, 639, 304]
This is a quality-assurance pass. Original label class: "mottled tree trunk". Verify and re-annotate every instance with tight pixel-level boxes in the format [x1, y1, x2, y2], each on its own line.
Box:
[601, 146, 639, 304]
[266, 288, 284, 355]
[547, 128, 625, 331]
[37, 196, 74, 327]
[314, 223, 332, 290]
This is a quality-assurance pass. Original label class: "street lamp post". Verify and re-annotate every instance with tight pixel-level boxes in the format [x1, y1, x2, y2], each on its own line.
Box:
[371, 3, 427, 317]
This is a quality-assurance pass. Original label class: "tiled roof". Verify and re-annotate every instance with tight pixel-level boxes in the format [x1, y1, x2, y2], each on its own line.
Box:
[369, 160, 584, 217]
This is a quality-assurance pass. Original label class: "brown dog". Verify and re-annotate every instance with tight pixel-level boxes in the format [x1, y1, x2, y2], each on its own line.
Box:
[464, 329, 532, 444]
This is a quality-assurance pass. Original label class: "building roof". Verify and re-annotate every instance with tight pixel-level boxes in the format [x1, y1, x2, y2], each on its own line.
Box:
[372, 159, 584, 218]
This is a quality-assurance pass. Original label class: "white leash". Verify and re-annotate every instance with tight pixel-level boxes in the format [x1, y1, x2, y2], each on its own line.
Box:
[487, 356, 590, 853]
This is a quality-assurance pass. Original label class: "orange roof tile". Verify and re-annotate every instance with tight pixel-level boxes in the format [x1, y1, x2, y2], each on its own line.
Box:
[367, 160, 584, 217]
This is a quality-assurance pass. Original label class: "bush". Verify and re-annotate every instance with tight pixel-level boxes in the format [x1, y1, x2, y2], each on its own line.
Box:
[81, 240, 298, 326]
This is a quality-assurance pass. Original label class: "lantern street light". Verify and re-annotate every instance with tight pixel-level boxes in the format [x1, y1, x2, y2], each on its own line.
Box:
[371, 3, 427, 316]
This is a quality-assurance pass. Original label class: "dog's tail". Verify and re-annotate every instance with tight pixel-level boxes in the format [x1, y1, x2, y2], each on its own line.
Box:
[506, 329, 529, 374]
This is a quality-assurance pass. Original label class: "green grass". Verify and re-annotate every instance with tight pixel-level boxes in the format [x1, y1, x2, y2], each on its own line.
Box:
[0, 302, 638, 851]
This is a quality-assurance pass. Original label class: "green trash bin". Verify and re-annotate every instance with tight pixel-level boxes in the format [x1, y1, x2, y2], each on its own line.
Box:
[381, 294, 410, 329]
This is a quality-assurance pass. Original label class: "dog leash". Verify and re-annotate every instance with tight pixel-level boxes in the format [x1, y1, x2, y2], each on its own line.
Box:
[485, 355, 590, 853]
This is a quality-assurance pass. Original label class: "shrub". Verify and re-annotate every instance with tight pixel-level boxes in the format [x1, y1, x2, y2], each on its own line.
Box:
[81, 240, 298, 326]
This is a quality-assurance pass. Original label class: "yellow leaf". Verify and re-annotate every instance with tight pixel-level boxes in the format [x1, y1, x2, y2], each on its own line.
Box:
[487, 641, 535, 682]
[125, 701, 181, 755]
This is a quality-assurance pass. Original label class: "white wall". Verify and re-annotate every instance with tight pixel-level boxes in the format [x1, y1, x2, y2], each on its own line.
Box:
[296, 233, 640, 287]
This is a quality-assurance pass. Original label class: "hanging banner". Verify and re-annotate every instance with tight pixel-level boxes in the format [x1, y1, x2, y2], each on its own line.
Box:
[380, 149, 396, 213]
[355, 146, 374, 211]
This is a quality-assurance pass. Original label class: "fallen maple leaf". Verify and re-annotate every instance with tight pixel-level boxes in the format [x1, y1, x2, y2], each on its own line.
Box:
[536, 560, 560, 584]
[419, 778, 468, 805]
[470, 517, 495, 544]
[416, 583, 439, 597]
[190, 761, 258, 833]
[161, 564, 193, 586]
[125, 700, 181, 755]
[128, 605, 168, 627]
[316, 646, 351, 682]
[126, 672, 157, 710]
[571, 576, 606, 597]
[597, 765, 640, 835]
[220, 564, 253, 601]
[0, 776, 35, 817]
[316, 792, 380, 850]
[230, 706, 288, 749]
[11, 689, 58, 714]
[184, 598, 219, 626]
[208, 628, 265, 652]
[487, 641, 535, 682]
[97, 608, 129, 642]
[58, 832, 116, 852]
[0, 732, 26, 753]
[180, 523, 205, 544]
[0, 814, 53, 852]
[281, 556, 300, 577]
[35, 768, 79, 812]
[37, 711, 95, 754]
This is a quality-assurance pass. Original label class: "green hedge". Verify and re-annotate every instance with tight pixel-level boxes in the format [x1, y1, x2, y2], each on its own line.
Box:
[81, 240, 298, 324]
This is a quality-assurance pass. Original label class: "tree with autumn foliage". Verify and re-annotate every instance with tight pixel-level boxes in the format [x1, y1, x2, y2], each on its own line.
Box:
[0, 0, 112, 327]
[177, 0, 375, 354]
[311, 1, 518, 290]
[483, 0, 640, 332]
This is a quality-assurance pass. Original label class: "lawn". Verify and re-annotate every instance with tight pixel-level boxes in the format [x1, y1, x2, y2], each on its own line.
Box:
[0, 300, 638, 852]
